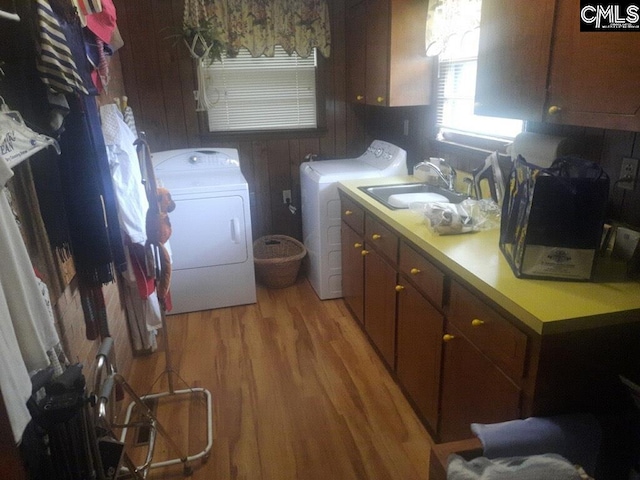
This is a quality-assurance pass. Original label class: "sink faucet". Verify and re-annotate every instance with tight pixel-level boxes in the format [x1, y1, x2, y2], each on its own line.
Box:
[417, 161, 457, 191]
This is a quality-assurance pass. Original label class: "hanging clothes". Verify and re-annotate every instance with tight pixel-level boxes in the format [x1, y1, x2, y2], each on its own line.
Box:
[0, 100, 60, 169]
[0, 158, 60, 443]
[35, 0, 90, 95]
[83, 0, 120, 93]
[71, 0, 102, 26]
[58, 94, 125, 287]
[100, 103, 161, 352]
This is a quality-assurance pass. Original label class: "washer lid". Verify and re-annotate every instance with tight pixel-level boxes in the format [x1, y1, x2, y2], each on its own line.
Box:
[304, 159, 380, 175]
[302, 159, 391, 183]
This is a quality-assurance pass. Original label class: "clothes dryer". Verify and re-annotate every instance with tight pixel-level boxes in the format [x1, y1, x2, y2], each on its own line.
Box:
[300, 140, 407, 300]
[152, 148, 256, 314]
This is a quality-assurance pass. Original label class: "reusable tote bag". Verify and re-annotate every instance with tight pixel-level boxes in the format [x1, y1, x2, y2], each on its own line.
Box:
[500, 155, 609, 280]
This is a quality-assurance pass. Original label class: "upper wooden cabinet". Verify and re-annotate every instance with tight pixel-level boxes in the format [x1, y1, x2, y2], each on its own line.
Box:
[547, 0, 640, 131]
[346, 0, 432, 106]
[474, 0, 554, 120]
[475, 0, 640, 132]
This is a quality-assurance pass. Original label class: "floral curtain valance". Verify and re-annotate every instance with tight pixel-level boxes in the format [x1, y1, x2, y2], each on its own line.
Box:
[425, 0, 481, 57]
[184, 0, 331, 59]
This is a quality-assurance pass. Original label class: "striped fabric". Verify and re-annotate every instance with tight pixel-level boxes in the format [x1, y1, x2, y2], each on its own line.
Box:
[96, 38, 110, 89]
[71, 0, 102, 26]
[36, 0, 89, 95]
[123, 106, 137, 138]
[76, 0, 102, 15]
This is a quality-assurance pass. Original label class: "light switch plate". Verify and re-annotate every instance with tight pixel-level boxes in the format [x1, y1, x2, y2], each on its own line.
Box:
[612, 226, 640, 260]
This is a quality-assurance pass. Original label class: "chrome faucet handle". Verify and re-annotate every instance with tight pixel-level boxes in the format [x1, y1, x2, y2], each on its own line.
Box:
[444, 161, 457, 190]
[420, 160, 456, 191]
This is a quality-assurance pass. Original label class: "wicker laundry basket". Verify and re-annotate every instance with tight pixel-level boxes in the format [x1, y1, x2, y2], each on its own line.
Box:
[253, 235, 307, 288]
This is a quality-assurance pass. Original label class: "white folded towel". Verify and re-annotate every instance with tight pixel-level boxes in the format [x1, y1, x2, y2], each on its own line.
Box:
[447, 453, 584, 480]
[470, 414, 601, 476]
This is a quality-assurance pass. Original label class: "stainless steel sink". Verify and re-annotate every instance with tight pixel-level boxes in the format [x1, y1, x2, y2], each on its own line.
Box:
[359, 183, 469, 209]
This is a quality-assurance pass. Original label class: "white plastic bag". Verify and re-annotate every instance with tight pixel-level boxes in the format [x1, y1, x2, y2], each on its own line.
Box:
[409, 199, 501, 235]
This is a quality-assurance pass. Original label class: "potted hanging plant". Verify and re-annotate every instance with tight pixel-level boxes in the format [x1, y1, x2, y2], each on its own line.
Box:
[182, 16, 224, 62]
[166, 16, 224, 63]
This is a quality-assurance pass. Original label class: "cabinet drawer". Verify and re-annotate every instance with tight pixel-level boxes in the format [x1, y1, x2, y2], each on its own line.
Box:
[365, 214, 398, 263]
[340, 194, 365, 235]
[449, 281, 527, 381]
[399, 241, 445, 308]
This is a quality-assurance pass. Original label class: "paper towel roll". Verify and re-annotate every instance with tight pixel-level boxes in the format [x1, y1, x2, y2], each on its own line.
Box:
[509, 132, 572, 168]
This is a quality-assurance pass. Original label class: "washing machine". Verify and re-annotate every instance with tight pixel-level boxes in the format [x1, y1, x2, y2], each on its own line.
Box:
[300, 140, 407, 300]
[152, 148, 256, 314]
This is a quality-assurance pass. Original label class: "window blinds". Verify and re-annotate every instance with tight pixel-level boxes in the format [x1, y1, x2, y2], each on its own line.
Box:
[436, 56, 523, 140]
[201, 46, 317, 132]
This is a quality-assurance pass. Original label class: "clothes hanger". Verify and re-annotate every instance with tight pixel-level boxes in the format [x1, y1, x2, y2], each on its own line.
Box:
[0, 96, 60, 169]
[0, 10, 19, 21]
[0, 7, 20, 21]
[0, 0, 20, 21]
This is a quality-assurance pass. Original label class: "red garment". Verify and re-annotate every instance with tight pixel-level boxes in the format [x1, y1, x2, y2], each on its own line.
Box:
[127, 241, 155, 299]
[86, 0, 116, 44]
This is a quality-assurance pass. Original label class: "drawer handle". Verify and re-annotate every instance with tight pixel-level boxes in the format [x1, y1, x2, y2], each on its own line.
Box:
[356, 95, 364, 101]
[344, 210, 353, 216]
[395, 284, 405, 292]
[410, 268, 421, 275]
[377, 96, 385, 103]
[371, 233, 381, 240]
[471, 319, 485, 327]
[361, 249, 370, 256]
[354, 242, 362, 248]
[443, 334, 455, 342]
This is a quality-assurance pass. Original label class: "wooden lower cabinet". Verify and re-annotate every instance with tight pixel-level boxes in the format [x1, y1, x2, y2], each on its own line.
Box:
[340, 191, 640, 447]
[396, 280, 444, 432]
[341, 223, 365, 325]
[438, 322, 521, 442]
[342, 205, 524, 442]
[363, 247, 397, 367]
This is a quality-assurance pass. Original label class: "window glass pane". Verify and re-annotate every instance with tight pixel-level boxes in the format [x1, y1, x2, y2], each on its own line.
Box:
[202, 46, 317, 132]
[433, 4, 523, 141]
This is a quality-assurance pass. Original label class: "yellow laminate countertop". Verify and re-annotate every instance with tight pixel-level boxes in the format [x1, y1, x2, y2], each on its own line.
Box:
[338, 176, 640, 335]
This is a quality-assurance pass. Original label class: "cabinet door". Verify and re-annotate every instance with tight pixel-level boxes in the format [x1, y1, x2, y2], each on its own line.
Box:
[346, 0, 367, 104]
[342, 222, 365, 325]
[546, 0, 640, 131]
[439, 323, 521, 443]
[365, 0, 390, 106]
[396, 281, 444, 431]
[364, 247, 397, 368]
[475, 0, 555, 120]
[346, 0, 430, 107]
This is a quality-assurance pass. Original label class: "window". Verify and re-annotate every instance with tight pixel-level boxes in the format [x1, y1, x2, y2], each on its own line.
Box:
[199, 46, 318, 132]
[429, 1, 522, 142]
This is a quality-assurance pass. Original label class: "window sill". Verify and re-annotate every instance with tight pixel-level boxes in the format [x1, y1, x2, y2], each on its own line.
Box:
[438, 130, 512, 154]
[197, 112, 327, 141]
[432, 131, 513, 172]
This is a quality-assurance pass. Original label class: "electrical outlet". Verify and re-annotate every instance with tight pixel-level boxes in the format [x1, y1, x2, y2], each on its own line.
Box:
[282, 189, 292, 204]
[613, 227, 640, 260]
[618, 157, 639, 190]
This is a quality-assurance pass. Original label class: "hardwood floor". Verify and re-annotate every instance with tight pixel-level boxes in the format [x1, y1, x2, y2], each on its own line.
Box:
[121, 278, 434, 479]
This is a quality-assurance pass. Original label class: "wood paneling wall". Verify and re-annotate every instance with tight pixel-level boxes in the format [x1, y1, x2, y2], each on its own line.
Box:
[526, 122, 640, 229]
